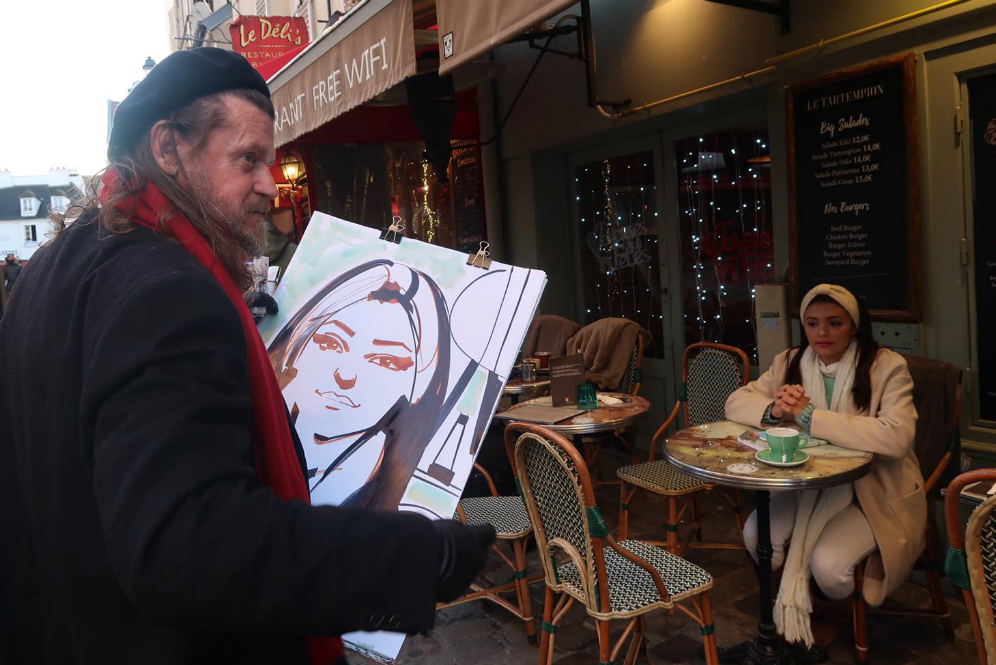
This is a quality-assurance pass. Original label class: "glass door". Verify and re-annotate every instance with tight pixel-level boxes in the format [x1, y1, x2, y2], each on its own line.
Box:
[964, 70, 996, 430]
[573, 150, 667, 354]
[671, 126, 775, 365]
[569, 138, 676, 447]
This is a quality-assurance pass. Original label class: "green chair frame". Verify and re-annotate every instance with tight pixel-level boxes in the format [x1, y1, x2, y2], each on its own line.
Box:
[507, 421, 719, 665]
[617, 342, 750, 555]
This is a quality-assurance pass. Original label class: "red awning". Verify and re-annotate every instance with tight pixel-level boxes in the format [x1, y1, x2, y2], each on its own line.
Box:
[259, 44, 308, 81]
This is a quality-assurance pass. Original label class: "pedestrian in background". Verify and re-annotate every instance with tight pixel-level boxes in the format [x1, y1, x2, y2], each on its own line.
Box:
[3, 253, 21, 294]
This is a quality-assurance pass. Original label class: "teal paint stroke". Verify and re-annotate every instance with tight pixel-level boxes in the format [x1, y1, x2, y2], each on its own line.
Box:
[404, 479, 454, 517]
[259, 214, 398, 344]
[395, 239, 466, 290]
[458, 366, 489, 413]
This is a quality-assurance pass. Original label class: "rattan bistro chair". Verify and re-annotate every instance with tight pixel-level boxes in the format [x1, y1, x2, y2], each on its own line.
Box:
[506, 422, 719, 665]
[946, 469, 996, 665]
[616, 343, 750, 555]
[440, 462, 541, 643]
[965, 495, 996, 664]
[580, 331, 648, 478]
[851, 360, 960, 662]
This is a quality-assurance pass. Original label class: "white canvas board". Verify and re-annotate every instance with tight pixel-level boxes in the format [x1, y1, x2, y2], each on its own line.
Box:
[258, 212, 546, 662]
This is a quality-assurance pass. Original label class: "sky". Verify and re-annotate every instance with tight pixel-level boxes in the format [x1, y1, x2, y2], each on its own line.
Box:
[0, 1, 172, 177]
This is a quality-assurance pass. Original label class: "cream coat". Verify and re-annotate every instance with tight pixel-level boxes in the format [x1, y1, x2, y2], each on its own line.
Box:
[725, 347, 925, 606]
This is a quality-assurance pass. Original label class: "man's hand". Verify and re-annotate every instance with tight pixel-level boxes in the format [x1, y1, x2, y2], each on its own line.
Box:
[245, 292, 278, 323]
[432, 520, 496, 602]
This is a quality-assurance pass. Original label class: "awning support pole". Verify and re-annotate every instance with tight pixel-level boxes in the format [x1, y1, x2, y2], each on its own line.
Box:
[701, 0, 790, 34]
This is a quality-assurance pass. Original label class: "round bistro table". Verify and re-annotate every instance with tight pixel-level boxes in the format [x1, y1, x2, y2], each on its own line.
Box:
[663, 420, 874, 665]
[502, 392, 650, 435]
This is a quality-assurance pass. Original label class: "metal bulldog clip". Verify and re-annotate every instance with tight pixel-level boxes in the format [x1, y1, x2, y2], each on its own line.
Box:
[465, 241, 492, 270]
[379, 216, 406, 244]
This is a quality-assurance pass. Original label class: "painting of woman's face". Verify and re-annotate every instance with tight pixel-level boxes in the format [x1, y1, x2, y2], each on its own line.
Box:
[284, 298, 418, 453]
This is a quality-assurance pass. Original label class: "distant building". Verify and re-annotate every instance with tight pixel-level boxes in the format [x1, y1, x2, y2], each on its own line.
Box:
[166, 0, 349, 53]
[0, 169, 85, 260]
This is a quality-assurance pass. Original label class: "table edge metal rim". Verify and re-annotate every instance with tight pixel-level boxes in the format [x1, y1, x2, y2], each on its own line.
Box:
[503, 381, 551, 395]
[663, 448, 873, 490]
[499, 394, 650, 434]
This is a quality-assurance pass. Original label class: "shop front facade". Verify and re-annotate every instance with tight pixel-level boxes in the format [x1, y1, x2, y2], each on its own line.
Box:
[481, 0, 996, 459]
[265, 0, 497, 256]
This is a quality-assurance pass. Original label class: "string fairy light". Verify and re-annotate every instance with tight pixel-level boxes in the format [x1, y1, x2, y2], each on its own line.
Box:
[677, 129, 774, 363]
[574, 152, 665, 354]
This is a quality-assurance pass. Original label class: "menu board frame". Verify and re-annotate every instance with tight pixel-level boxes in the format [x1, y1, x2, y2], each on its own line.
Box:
[786, 53, 922, 322]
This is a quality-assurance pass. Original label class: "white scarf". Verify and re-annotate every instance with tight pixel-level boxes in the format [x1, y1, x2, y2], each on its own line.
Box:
[801, 340, 857, 412]
[774, 340, 858, 647]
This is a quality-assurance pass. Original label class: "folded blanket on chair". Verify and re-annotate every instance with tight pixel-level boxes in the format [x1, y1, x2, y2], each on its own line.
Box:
[522, 314, 581, 359]
[566, 318, 649, 391]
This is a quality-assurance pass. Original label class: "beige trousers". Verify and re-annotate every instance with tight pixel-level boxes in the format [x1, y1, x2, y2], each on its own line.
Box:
[742, 491, 877, 600]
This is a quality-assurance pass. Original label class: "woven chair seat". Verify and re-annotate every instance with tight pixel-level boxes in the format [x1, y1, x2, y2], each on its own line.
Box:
[556, 540, 712, 615]
[617, 460, 706, 495]
[455, 495, 532, 538]
[972, 497, 996, 619]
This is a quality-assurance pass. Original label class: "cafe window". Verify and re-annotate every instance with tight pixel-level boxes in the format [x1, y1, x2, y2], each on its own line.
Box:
[20, 193, 38, 218]
[309, 141, 487, 253]
[294, 0, 312, 40]
[674, 127, 775, 364]
[50, 195, 69, 213]
[573, 151, 666, 359]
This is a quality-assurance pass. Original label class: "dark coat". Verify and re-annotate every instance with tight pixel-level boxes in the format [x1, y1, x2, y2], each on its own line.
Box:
[3, 260, 21, 290]
[0, 217, 441, 664]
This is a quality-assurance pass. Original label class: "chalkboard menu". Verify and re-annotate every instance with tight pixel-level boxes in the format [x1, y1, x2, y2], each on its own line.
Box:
[787, 54, 921, 321]
[450, 145, 487, 254]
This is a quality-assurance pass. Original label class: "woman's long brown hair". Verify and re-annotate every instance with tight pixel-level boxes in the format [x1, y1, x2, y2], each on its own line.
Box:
[784, 293, 880, 412]
[50, 89, 274, 292]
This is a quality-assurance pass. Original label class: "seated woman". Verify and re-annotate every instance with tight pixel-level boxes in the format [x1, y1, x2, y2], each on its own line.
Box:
[725, 284, 925, 646]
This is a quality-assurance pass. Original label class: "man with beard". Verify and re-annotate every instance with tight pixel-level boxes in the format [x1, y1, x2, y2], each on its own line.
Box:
[0, 48, 494, 665]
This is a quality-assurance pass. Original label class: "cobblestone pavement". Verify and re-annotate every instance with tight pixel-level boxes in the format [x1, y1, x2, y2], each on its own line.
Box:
[359, 448, 977, 665]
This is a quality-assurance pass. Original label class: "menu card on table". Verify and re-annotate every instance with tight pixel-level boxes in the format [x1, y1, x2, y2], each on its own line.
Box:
[550, 354, 585, 406]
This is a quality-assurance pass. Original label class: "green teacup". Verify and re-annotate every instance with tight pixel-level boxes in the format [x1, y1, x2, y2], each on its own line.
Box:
[766, 427, 802, 463]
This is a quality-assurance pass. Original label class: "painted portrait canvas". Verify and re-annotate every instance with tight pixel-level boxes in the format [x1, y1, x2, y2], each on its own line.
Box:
[258, 212, 546, 662]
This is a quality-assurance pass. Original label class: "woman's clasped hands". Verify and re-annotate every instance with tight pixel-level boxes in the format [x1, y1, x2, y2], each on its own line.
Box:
[770, 383, 811, 420]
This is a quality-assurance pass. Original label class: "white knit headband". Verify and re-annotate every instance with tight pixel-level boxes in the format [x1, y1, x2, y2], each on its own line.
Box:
[800, 284, 860, 328]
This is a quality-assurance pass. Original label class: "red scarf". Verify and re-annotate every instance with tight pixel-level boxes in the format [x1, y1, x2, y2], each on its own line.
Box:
[100, 169, 344, 663]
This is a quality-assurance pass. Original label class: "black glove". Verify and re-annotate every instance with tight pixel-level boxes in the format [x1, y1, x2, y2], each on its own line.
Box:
[246, 292, 278, 322]
[433, 520, 496, 603]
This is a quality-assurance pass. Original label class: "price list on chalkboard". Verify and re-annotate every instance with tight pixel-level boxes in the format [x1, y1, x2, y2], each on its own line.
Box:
[450, 145, 487, 254]
[787, 55, 921, 321]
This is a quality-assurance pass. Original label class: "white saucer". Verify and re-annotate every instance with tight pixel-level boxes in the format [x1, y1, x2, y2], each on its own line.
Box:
[755, 449, 809, 468]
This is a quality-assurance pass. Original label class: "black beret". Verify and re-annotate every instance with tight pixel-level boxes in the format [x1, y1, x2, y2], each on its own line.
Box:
[108, 47, 270, 160]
